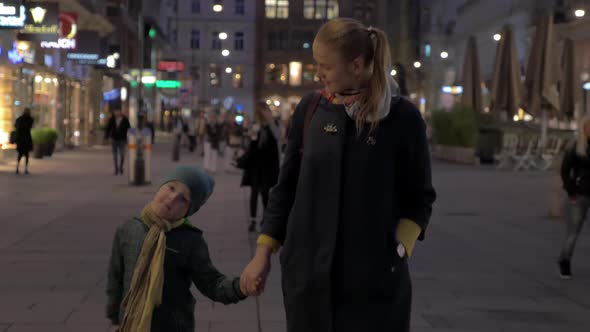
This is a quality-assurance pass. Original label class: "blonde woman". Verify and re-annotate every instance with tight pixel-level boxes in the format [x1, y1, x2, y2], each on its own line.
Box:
[241, 18, 436, 332]
[559, 115, 590, 279]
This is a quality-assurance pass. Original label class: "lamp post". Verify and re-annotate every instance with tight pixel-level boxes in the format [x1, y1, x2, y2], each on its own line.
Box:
[134, 13, 146, 186]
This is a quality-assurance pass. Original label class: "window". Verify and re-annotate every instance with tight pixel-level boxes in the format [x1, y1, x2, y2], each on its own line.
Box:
[212, 31, 222, 50]
[232, 66, 243, 88]
[172, 29, 178, 44]
[304, 0, 338, 19]
[190, 65, 200, 80]
[268, 31, 277, 50]
[265, 0, 289, 19]
[209, 64, 221, 87]
[303, 64, 320, 85]
[235, 32, 244, 50]
[289, 61, 302, 86]
[191, 0, 200, 13]
[191, 30, 200, 49]
[353, 3, 373, 22]
[235, 0, 245, 15]
[265, 63, 288, 85]
[279, 30, 289, 50]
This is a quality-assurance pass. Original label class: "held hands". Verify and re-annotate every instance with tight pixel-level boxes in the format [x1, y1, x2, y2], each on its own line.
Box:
[240, 245, 272, 296]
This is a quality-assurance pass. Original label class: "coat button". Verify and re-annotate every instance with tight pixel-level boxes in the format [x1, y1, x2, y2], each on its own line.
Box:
[391, 266, 396, 273]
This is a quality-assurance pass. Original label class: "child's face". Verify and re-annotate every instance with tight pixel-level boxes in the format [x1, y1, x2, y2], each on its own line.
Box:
[153, 181, 191, 220]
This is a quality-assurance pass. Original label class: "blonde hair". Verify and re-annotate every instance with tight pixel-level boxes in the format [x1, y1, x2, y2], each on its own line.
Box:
[315, 18, 391, 133]
[576, 115, 590, 157]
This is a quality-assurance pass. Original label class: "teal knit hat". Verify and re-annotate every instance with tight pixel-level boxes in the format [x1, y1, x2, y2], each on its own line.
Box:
[159, 165, 215, 216]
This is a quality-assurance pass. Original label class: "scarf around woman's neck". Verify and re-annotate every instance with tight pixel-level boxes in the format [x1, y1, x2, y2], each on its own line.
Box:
[119, 202, 185, 332]
[321, 76, 399, 122]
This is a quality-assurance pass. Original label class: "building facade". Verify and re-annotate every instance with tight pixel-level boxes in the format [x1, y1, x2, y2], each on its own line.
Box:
[160, 0, 257, 118]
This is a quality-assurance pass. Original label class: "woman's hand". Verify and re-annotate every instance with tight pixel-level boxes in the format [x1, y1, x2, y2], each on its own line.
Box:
[240, 245, 272, 295]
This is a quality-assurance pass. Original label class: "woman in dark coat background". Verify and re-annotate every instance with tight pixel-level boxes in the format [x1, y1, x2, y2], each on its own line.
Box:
[240, 18, 436, 332]
[15, 107, 34, 175]
[242, 103, 280, 232]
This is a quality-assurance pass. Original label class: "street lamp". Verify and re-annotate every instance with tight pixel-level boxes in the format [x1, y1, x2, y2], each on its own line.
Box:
[575, 9, 585, 17]
[225, 67, 232, 74]
[390, 69, 397, 76]
[219, 32, 228, 40]
[213, 4, 223, 12]
[440, 51, 449, 59]
[493, 33, 502, 41]
[221, 49, 230, 57]
[413, 61, 422, 69]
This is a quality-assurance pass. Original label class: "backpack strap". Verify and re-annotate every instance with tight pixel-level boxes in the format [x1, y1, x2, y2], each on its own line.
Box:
[301, 90, 322, 153]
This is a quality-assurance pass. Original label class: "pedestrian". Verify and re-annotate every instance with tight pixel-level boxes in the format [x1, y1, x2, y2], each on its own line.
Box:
[203, 113, 223, 174]
[240, 103, 280, 232]
[240, 18, 436, 332]
[106, 165, 250, 332]
[14, 107, 34, 175]
[187, 114, 197, 152]
[559, 115, 590, 279]
[225, 116, 244, 172]
[104, 108, 131, 175]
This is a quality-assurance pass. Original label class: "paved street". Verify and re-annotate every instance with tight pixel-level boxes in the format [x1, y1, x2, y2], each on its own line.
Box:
[0, 140, 589, 332]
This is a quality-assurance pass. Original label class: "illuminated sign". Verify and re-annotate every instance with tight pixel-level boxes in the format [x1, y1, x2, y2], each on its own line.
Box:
[158, 61, 185, 72]
[30, 6, 46, 23]
[67, 31, 101, 64]
[17, 1, 58, 41]
[156, 80, 182, 88]
[0, 1, 25, 28]
[41, 12, 78, 49]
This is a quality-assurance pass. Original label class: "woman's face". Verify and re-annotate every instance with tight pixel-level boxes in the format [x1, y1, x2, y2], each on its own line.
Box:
[313, 41, 365, 94]
[152, 180, 191, 220]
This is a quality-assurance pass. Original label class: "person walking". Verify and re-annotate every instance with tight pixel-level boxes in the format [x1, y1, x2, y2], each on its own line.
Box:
[240, 18, 436, 332]
[559, 115, 590, 279]
[240, 103, 281, 232]
[104, 108, 131, 175]
[14, 107, 34, 175]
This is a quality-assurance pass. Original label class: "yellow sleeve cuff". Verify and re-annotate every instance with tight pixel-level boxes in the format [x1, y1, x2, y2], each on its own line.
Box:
[396, 218, 422, 257]
[256, 234, 281, 253]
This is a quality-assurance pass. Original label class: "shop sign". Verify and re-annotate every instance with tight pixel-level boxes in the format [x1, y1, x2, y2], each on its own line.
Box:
[41, 12, 77, 49]
[67, 30, 100, 64]
[158, 61, 185, 72]
[0, 1, 25, 29]
[17, 1, 59, 42]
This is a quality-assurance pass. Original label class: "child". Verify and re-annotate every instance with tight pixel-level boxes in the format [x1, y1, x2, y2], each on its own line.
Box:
[106, 165, 248, 332]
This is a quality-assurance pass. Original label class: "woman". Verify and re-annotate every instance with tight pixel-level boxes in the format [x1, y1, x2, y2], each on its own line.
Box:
[15, 107, 34, 175]
[559, 115, 590, 279]
[241, 103, 281, 232]
[241, 18, 436, 332]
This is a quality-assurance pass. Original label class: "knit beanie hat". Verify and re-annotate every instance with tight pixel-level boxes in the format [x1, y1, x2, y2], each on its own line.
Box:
[159, 165, 215, 216]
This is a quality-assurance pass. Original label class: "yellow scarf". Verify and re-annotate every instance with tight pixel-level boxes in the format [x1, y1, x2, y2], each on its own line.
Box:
[119, 203, 185, 332]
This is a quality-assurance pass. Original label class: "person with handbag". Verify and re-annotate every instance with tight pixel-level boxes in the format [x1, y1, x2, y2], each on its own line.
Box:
[14, 107, 34, 175]
[239, 103, 280, 232]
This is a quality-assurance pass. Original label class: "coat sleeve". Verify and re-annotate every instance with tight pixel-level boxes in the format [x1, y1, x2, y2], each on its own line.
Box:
[190, 236, 246, 304]
[561, 144, 577, 197]
[105, 227, 124, 325]
[398, 104, 436, 241]
[259, 94, 312, 245]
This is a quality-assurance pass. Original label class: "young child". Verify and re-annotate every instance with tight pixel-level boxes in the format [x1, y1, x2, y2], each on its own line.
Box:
[106, 165, 248, 332]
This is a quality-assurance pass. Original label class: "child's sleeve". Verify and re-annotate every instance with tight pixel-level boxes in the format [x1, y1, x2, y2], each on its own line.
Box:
[190, 236, 247, 304]
[106, 227, 124, 324]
